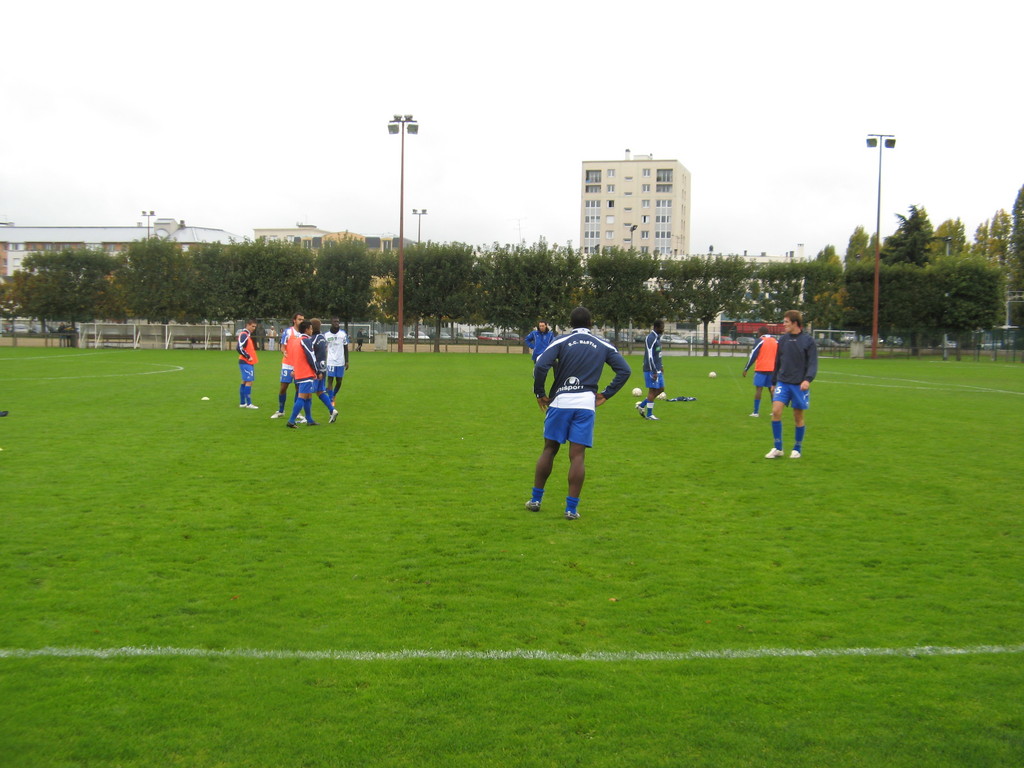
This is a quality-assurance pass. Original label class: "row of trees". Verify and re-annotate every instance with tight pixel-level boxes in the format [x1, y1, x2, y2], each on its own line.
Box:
[3, 186, 1019, 352]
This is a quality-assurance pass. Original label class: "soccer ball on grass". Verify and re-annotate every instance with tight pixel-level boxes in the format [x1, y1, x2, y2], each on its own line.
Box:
[631, 387, 643, 397]
[708, 371, 717, 378]
[656, 392, 667, 400]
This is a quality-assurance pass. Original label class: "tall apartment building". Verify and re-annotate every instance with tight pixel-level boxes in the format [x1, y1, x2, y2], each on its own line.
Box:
[580, 150, 691, 257]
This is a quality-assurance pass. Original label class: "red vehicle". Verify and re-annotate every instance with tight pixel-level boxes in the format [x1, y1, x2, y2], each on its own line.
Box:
[711, 337, 738, 345]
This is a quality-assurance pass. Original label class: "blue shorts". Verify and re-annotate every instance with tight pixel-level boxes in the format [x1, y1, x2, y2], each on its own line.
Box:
[296, 378, 317, 395]
[772, 381, 810, 410]
[280, 366, 294, 384]
[543, 407, 595, 448]
[327, 365, 346, 379]
[753, 371, 773, 389]
[644, 371, 665, 390]
[239, 363, 255, 382]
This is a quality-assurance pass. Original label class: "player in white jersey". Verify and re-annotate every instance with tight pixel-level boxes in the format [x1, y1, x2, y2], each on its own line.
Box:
[271, 313, 304, 419]
[324, 318, 350, 405]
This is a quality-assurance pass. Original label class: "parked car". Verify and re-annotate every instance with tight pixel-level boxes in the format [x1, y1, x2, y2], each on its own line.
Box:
[711, 337, 738, 345]
[735, 336, 756, 346]
[404, 331, 431, 340]
[477, 333, 502, 342]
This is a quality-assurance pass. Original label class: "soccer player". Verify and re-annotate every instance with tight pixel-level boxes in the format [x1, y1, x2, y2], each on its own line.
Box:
[526, 306, 631, 520]
[765, 310, 818, 459]
[236, 319, 260, 409]
[309, 318, 340, 423]
[636, 320, 665, 420]
[284, 320, 320, 428]
[271, 313, 304, 420]
[525, 321, 554, 362]
[324, 317, 350, 406]
[742, 325, 779, 417]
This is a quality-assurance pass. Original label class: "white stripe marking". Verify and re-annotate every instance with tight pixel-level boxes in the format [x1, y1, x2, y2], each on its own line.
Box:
[2, 643, 1021, 662]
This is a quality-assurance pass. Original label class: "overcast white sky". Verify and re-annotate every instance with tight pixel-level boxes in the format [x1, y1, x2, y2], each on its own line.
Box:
[3, 0, 1021, 258]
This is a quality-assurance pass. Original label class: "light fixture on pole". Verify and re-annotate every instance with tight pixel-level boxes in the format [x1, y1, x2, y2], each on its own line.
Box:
[865, 134, 895, 359]
[388, 115, 418, 352]
[141, 210, 155, 240]
[412, 208, 428, 243]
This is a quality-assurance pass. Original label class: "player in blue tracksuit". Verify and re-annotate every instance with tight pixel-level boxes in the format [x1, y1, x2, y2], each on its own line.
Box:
[526, 306, 631, 520]
[766, 309, 818, 459]
[525, 322, 554, 362]
[636, 320, 665, 420]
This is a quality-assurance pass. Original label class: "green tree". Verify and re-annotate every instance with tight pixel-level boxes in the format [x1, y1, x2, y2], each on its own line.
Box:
[662, 255, 752, 355]
[117, 239, 195, 322]
[582, 247, 661, 343]
[815, 245, 841, 267]
[312, 239, 378, 328]
[928, 219, 967, 261]
[478, 242, 583, 343]
[930, 256, 1004, 357]
[803, 260, 845, 329]
[402, 241, 479, 352]
[750, 261, 806, 322]
[845, 226, 871, 264]
[882, 205, 934, 266]
[1010, 185, 1024, 325]
[11, 249, 119, 325]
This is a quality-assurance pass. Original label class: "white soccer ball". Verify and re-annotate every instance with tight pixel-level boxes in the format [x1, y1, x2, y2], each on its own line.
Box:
[631, 387, 643, 397]
[656, 392, 667, 400]
[708, 371, 717, 379]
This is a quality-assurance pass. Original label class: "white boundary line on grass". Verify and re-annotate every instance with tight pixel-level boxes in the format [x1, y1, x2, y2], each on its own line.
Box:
[0, 350, 184, 380]
[818, 370, 1024, 396]
[2, 643, 1022, 663]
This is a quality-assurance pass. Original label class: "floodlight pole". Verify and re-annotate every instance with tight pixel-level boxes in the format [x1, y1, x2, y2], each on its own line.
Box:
[413, 208, 428, 243]
[866, 134, 895, 359]
[141, 210, 154, 240]
[389, 115, 418, 352]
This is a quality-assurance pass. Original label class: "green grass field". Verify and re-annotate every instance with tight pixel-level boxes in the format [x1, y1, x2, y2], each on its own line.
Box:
[1, 347, 1022, 767]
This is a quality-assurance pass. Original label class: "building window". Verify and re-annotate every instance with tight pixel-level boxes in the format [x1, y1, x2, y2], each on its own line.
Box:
[607, 169, 615, 177]
[656, 184, 672, 193]
[656, 169, 673, 183]
[606, 185, 615, 193]
[642, 168, 651, 177]
[641, 184, 651, 193]
[605, 231, 614, 240]
[585, 200, 600, 209]
[642, 200, 650, 208]
[640, 246, 649, 253]
[641, 215, 650, 224]
[641, 231, 650, 240]
[606, 215, 615, 224]
[585, 184, 600, 193]
[585, 170, 601, 183]
[607, 200, 615, 208]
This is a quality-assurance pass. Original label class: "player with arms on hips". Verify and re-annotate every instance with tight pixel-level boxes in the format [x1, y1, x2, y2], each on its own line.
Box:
[236, 319, 260, 409]
[742, 325, 778, 417]
[765, 310, 817, 459]
[324, 317, 349, 411]
[526, 306, 631, 520]
[636, 319, 665, 420]
[271, 313, 304, 420]
[284, 320, 320, 428]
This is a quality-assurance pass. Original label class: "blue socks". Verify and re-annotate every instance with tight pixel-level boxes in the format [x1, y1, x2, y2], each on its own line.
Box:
[566, 496, 580, 514]
[318, 392, 334, 413]
[289, 399, 304, 424]
[752, 398, 760, 414]
[794, 426, 805, 453]
[278, 393, 287, 413]
[772, 420, 783, 450]
[531, 487, 545, 504]
[240, 384, 249, 406]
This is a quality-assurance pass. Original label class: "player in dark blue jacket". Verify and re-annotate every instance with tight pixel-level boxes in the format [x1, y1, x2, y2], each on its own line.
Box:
[636, 320, 665, 420]
[765, 310, 818, 459]
[526, 306, 631, 520]
[308, 318, 340, 424]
